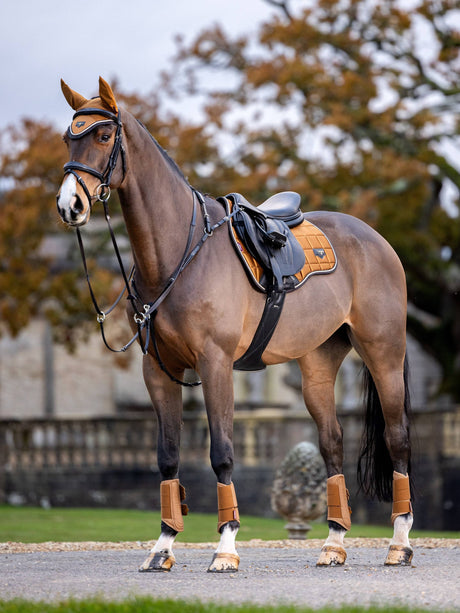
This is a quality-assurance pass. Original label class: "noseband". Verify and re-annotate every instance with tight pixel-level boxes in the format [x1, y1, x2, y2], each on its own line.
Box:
[63, 107, 126, 204]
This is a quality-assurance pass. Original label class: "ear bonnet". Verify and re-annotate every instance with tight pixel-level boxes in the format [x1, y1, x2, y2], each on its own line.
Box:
[61, 77, 119, 139]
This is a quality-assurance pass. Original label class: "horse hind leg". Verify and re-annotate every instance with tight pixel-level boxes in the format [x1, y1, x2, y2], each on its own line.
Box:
[297, 331, 352, 567]
[386, 473, 413, 565]
[356, 344, 413, 566]
[382, 360, 413, 566]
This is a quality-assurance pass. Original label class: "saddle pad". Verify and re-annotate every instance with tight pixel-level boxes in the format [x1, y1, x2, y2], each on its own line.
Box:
[231, 217, 336, 290]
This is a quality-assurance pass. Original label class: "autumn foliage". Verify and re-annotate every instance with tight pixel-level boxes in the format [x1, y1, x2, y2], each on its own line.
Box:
[1, 0, 459, 396]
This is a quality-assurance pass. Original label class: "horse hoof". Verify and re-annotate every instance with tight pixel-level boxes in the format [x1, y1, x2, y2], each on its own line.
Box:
[207, 552, 240, 573]
[316, 546, 347, 567]
[138, 549, 176, 572]
[384, 545, 413, 566]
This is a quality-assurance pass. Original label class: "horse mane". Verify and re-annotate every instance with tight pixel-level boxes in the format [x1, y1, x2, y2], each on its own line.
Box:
[135, 118, 189, 184]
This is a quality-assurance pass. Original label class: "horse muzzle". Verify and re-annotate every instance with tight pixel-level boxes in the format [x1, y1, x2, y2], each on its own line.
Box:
[56, 172, 92, 226]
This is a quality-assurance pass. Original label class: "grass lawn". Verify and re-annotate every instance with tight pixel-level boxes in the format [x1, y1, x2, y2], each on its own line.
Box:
[0, 600, 455, 613]
[0, 506, 458, 543]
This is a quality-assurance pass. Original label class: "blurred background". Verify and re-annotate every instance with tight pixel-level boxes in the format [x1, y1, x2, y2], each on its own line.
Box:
[0, 0, 459, 531]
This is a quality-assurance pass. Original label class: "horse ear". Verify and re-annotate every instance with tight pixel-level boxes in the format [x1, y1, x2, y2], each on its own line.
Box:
[60, 79, 88, 110]
[99, 77, 118, 114]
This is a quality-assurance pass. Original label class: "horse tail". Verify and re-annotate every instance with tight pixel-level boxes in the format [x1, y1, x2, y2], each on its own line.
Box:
[357, 355, 411, 502]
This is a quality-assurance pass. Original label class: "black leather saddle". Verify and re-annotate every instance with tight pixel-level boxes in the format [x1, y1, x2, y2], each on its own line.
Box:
[227, 192, 305, 292]
[219, 191, 306, 371]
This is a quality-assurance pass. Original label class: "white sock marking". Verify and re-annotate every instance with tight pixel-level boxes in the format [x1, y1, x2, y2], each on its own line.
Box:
[215, 523, 239, 555]
[152, 532, 176, 554]
[390, 513, 413, 547]
[324, 526, 346, 548]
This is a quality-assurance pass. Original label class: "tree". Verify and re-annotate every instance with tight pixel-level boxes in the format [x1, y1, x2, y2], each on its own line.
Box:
[0, 90, 220, 349]
[162, 0, 460, 399]
[0, 119, 117, 347]
[1, 0, 459, 398]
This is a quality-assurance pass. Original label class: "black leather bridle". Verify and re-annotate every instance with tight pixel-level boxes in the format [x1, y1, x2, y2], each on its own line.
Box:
[63, 107, 126, 206]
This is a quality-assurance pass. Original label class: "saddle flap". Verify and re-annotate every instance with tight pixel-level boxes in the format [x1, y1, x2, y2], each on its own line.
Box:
[233, 209, 305, 290]
[233, 209, 270, 270]
[265, 218, 306, 283]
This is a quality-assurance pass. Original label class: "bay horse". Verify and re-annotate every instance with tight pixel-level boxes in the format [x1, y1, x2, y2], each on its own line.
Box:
[56, 78, 414, 571]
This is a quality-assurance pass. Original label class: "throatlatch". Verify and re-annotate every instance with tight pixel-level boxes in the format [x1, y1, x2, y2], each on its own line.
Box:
[160, 479, 188, 533]
[391, 471, 412, 523]
[326, 474, 352, 531]
[217, 482, 240, 532]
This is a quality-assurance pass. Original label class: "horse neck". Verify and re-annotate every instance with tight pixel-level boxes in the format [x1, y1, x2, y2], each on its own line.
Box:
[118, 113, 195, 291]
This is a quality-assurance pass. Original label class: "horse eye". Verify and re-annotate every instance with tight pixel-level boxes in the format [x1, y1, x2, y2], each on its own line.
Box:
[100, 133, 111, 143]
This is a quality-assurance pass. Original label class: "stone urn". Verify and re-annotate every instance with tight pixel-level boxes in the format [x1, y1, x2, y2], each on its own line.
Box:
[271, 441, 327, 539]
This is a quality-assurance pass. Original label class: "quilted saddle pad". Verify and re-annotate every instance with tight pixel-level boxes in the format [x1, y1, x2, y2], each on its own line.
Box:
[231, 217, 337, 291]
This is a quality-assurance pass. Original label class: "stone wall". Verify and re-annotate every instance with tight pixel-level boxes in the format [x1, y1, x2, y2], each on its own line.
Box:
[1, 406, 459, 530]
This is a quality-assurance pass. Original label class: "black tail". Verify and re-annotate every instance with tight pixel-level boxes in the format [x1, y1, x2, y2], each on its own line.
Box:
[357, 355, 411, 502]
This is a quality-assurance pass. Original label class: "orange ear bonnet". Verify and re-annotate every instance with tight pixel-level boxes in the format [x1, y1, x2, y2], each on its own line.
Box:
[61, 77, 119, 139]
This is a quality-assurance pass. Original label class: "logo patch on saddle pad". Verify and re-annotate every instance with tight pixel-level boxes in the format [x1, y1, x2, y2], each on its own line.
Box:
[231, 217, 337, 292]
[313, 248, 326, 259]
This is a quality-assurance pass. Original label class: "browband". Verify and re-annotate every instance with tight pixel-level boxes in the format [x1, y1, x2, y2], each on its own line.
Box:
[67, 108, 120, 139]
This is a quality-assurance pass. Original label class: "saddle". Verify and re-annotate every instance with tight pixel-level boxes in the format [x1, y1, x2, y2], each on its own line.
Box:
[219, 191, 337, 371]
[230, 192, 306, 292]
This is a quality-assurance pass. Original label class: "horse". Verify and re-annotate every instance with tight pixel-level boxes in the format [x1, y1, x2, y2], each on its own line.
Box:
[56, 77, 414, 572]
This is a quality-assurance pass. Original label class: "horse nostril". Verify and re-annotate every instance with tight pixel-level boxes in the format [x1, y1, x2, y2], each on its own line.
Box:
[72, 194, 85, 214]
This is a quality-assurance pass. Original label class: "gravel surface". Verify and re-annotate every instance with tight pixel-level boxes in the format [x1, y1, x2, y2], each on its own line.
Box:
[1, 537, 458, 554]
[1, 540, 458, 610]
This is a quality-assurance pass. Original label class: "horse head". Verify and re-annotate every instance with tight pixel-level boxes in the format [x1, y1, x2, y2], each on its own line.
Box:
[57, 77, 125, 227]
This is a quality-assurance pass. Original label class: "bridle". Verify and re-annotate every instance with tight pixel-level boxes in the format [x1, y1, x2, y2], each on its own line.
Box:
[63, 107, 126, 206]
[61, 108, 235, 387]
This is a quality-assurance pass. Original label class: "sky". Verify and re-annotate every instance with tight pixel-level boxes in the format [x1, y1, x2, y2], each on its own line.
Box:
[1, 0, 458, 216]
[0, 0, 279, 132]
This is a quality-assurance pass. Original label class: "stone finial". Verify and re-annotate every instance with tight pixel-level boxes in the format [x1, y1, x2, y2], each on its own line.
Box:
[271, 441, 327, 539]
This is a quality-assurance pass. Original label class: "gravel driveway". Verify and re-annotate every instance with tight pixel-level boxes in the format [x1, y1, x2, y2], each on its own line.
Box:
[1, 539, 458, 610]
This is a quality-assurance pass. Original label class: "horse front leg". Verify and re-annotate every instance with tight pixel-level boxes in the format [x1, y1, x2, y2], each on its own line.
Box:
[201, 352, 240, 573]
[138, 353, 186, 572]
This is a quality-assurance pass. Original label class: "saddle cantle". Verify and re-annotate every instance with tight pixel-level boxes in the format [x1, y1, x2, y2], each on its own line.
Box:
[219, 191, 337, 371]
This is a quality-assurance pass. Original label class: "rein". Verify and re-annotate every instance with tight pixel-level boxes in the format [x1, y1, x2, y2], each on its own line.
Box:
[66, 111, 234, 386]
